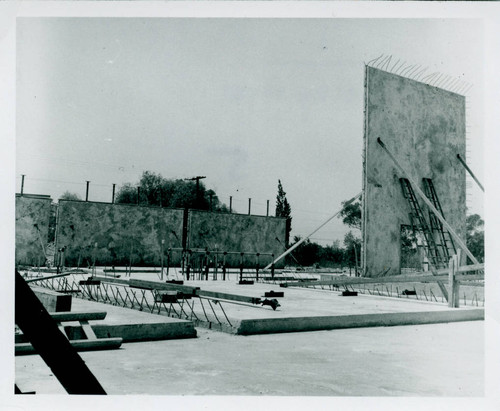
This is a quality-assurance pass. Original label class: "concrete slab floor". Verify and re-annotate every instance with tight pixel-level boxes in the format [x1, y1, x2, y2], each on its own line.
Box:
[91, 273, 477, 321]
[15, 320, 483, 396]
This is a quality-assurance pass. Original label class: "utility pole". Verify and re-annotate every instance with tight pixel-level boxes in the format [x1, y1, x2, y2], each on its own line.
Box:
[185, 176, 206, 209]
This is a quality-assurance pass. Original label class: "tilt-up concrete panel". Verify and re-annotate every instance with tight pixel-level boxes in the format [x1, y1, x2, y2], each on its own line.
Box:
[56, 200, 184, 267]
[188, 210, 287, 267]
[15, 194, 52, 266]
[362, 66, 466, 277]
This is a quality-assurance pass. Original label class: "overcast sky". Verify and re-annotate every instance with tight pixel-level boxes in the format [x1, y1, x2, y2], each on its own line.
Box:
[16, 18, 484, 245]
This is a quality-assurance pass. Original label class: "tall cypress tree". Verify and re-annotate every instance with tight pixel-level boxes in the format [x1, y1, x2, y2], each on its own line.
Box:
[276, 180, 292, 246]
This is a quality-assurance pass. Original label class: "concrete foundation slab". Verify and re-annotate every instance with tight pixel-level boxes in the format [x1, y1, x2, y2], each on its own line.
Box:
[87, 272, 483, 335]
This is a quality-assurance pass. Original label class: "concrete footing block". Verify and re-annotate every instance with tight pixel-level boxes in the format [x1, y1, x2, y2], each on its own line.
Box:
[236, 308, 484, 335]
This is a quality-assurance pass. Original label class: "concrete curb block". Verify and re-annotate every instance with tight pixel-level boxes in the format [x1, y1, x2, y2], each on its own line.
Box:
[236, 308, 484, 335]
[65, 321, 197, 342]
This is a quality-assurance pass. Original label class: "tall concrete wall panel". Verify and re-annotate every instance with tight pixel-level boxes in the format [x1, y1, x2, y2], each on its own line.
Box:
[55, 201, 286, 268]
[56, 201, 184, 266]
[188, 211, 286, 267]
[15, 195, 52, 266]
[362, 67, 466, 277]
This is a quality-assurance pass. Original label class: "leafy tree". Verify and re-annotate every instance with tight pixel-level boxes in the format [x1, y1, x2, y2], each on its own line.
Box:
[317, 240, 344, 268]
[343, 231, 361, 275]
[115, 183, 137, 204]
[115, 171, 228, 211]
[288, 236, 320, 267]
[466, 214, 484, 263]
[340, 197, 361, 230]
[59, 191, 82, 201]
[276, 180, 292, 246]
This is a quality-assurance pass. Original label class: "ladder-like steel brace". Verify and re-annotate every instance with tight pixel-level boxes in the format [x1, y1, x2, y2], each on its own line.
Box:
[422, 178, 457, 262]
[399, 178, 446, 268]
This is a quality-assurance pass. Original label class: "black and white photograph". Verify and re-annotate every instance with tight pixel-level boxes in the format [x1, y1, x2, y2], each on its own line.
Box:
[1, 2, 499, 410]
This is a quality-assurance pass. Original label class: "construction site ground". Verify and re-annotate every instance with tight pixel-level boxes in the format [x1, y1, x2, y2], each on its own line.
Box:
[14, 268, 486, 397]
[15, 316, 483, 396]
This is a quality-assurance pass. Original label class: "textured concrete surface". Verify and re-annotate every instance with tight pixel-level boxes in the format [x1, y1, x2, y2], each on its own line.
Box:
[15, 195, 52, 266]
[187, 210, 286, 267]
[55, 200, 184, 267]
[14, 321, 484, 396]
[54, 201, 286, 268]
[362, 66, 466, 277]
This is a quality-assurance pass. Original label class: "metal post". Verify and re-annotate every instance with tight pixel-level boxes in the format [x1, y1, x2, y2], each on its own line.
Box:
[205, 252, 210, 280]
[214, 252, 218, 280]
[160, 239, 165, 280]
[240, 252, 244, 282]
[448, 253, 458, 308]
[21, 174, 25, 195]
[248, 198, 251, 215]
[166, 248, 171, 277]
[92, 242, 98, 276]
[271, 254, 275, 279]
[60, 247, 65, 271]
[255, 253, 260, 281]
[86, 181, 90, 202]
[128, 242, 133, 277]
[223, 252, 227, 280]
[112, 184, 116, 204]
[185, 253, 190, 281]
[229, 196, 232, 213]
[266, 200, 269, 217]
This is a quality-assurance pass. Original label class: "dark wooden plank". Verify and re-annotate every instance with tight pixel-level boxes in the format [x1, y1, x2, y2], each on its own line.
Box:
[130, 278, 261, 305]
[49, 311, 107, 322]
[129, 279, 199, 295]
[92, 276, 130, 285]
[15, 270, 107, 394]
[16, 338, 123, 355]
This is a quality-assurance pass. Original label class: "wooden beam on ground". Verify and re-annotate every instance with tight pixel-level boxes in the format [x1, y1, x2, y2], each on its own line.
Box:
[128, 279, 199, 295]
[196, 289, 261, 305]
[432, 265, 480, 276]
[16, 338, 123, 356]
[448, 252, 460, 308]
[49, 311, 107, 322]
[282, 272, 483, 288]
[15, 270, 107, 394]
[92, 276, 130, 286]
[128, 278, 261, 305]
[25, 271, 73, 283]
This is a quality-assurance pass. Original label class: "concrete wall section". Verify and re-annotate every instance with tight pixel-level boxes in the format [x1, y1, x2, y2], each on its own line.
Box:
[362, 67, 466, 277]
[56, 200, 184, 266]
[15, 195, 52, 266]
[188, 211, 287, 267]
